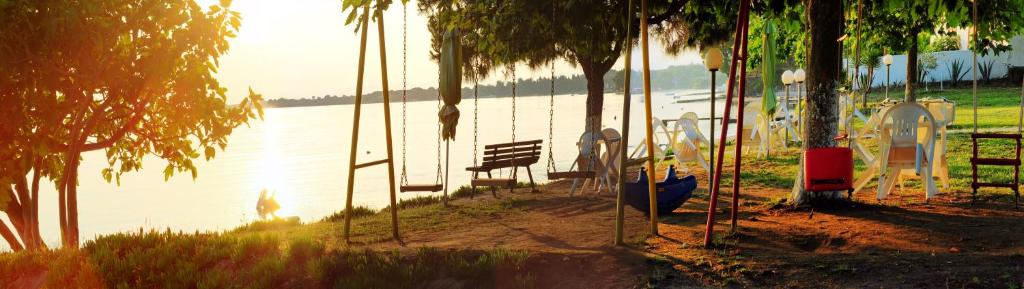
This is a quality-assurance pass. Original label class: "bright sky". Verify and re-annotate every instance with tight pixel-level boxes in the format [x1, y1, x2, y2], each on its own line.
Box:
[199, 0, 703, 103]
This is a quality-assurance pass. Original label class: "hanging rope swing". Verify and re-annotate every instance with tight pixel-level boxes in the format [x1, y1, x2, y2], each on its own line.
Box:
[545, 1, 597, 181]
[399, 2, 444, 193]
[546, 61, 597, 180]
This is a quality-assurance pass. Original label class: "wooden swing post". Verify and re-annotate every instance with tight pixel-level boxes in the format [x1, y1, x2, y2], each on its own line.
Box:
[343, 3, 400, 242]
[704, 0, 751, 248]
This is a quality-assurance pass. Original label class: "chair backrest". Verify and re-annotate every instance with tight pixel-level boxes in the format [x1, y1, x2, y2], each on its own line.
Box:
[923, 100, 955, 126]
[880, 102, 936, 159]
[678, 118, 706, 145]
[741, 102, 762, 143]
[576, 131, 602, 171]
[481, 139, 542, 169]
[681, 112, 699, 123]
[600, 128, 622, 173]
[651, 117, 675, 147]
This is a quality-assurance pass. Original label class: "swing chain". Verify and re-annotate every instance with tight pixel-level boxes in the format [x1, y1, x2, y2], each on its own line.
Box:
[474, 79, 479, 166]
[436, 70, 444, 184]
[547, 61, 556, 172]
[511, 65, 517, 143]
[400, 2, 408, 186]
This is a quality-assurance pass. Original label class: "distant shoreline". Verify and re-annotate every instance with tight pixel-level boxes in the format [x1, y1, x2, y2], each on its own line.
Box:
[262, 87, 719, 109]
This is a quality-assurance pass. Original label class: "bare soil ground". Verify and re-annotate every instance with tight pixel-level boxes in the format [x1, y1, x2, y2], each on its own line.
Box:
[340, 162, 1024, 289]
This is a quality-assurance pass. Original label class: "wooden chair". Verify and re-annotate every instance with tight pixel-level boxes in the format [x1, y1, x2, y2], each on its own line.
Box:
[466, 139, 542, 197]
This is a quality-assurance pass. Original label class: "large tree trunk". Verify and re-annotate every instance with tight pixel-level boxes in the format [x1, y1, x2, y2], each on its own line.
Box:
[905, 38, 918, 102]
[58, 142, 82, 248]
[66, 154, 81, 247]
[581, 59, 611, 137]
[792, 0, 843, 205]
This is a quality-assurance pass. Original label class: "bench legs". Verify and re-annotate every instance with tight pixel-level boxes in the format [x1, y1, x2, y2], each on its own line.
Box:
[525, 166, 538, 192]
[487, 171, 499, 198]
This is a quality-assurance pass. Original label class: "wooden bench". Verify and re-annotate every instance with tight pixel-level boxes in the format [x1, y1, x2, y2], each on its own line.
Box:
[466, 139, 542, 197]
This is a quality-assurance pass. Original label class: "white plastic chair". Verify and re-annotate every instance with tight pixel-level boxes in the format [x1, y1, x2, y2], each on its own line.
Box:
[877, 102, 939, 201]
[569, 130, 606, 194]
[740, 102, 766, 156]
[629, 117, 673, 162]
[920, 99, 954, 188]
[672, 117, 711, 174]
[595, 128, 622, 194]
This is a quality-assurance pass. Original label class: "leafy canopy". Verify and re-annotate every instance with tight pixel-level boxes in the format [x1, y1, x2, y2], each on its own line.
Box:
[0, 0, 264, 199]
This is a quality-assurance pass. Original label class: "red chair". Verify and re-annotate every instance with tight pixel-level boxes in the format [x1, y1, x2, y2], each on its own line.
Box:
[803, 146, 855, 198]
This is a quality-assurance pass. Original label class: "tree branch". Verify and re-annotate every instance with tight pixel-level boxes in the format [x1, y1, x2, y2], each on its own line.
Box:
[0, 220, 23, 252]
[646, 0, 688, 26]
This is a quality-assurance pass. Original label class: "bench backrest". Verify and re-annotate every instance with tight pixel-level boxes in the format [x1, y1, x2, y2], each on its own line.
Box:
[480, 139, 542, 169]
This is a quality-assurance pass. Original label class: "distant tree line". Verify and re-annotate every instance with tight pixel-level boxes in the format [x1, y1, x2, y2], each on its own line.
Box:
[264, 64, 719, 108]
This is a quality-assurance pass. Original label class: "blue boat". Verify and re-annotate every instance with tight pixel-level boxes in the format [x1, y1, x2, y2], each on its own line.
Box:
[624, 165, 697, 215]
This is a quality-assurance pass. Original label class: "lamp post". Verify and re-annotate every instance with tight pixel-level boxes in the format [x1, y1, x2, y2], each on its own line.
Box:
[883, 54, 893, 99]
[781, 70, 794, 144]
[793, 68, 806, 136]
[704, 47, 723, 191]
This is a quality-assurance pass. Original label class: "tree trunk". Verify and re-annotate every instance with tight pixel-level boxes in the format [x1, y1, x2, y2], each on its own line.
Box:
[581, 59, 609, 137]
[58, 143, 82, 248]
[793, 0, 843, 205]
[67, 155, 80, 247]
[12, 174, 43, 251]
[0, 221, 22, 252]
[905, 38, 918, 102]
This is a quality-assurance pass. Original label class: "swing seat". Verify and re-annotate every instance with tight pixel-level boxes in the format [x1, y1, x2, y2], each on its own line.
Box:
[471, 178, 517, 187]
[400, 184, 444, 193]
[547, 171, 595, 179]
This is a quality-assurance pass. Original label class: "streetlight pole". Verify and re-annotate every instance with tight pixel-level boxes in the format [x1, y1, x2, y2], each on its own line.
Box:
[883, 54, 894, 100]
[781, 70, 794, 146]
[704, 48, 723, 194]
[794, 68, 806, 136]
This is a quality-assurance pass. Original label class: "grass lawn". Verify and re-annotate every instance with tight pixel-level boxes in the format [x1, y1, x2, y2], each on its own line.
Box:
[862, 86, 1024, 130]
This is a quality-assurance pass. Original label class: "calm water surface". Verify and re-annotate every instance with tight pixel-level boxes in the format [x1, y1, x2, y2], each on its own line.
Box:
[21, 90, 739, 247]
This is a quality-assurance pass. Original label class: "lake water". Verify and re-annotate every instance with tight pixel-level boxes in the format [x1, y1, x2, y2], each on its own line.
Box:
[19, 89, 739, 247]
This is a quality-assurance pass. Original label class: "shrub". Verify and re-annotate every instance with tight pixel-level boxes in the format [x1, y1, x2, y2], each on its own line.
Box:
[979, 59, 997, 84]
[947, 59, 970, 87]
[234, 217, 302, 232]
[321, 206, 377, 222]
[931, 34, 961, 51]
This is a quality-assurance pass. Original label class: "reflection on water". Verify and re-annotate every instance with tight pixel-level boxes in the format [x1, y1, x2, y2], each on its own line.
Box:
[18, 90, 736, 247]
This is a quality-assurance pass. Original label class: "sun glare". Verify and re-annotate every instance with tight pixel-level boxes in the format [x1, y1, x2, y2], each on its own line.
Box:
[256, 111, 293, 218]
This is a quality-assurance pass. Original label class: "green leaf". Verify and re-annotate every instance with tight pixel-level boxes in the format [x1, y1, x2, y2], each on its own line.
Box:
[102, 168, 113, 183]
[205, 146, 216, 160]
[163, 165, 174, 181]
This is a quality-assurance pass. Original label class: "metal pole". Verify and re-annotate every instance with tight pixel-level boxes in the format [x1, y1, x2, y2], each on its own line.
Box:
[709, 72, 716, 193]
[972, 0, 978, 134]
[640, 0, 659, 235]
[885, 64, 891, 100]
[376, 12, 400, 241]
[343, 4, 372, 242]
[705, 0, 750, 248]
[797, 82, 803, 137]
[614, 0, 635, 246]
[730, 19, 751, 232]
[784, 83, 790, 144]
[445, 140, 450, 204]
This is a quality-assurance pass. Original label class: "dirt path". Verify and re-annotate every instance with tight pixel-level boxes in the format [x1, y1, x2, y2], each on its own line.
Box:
[355, 180, 660, 289]
[342, 166, 1024, 288]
